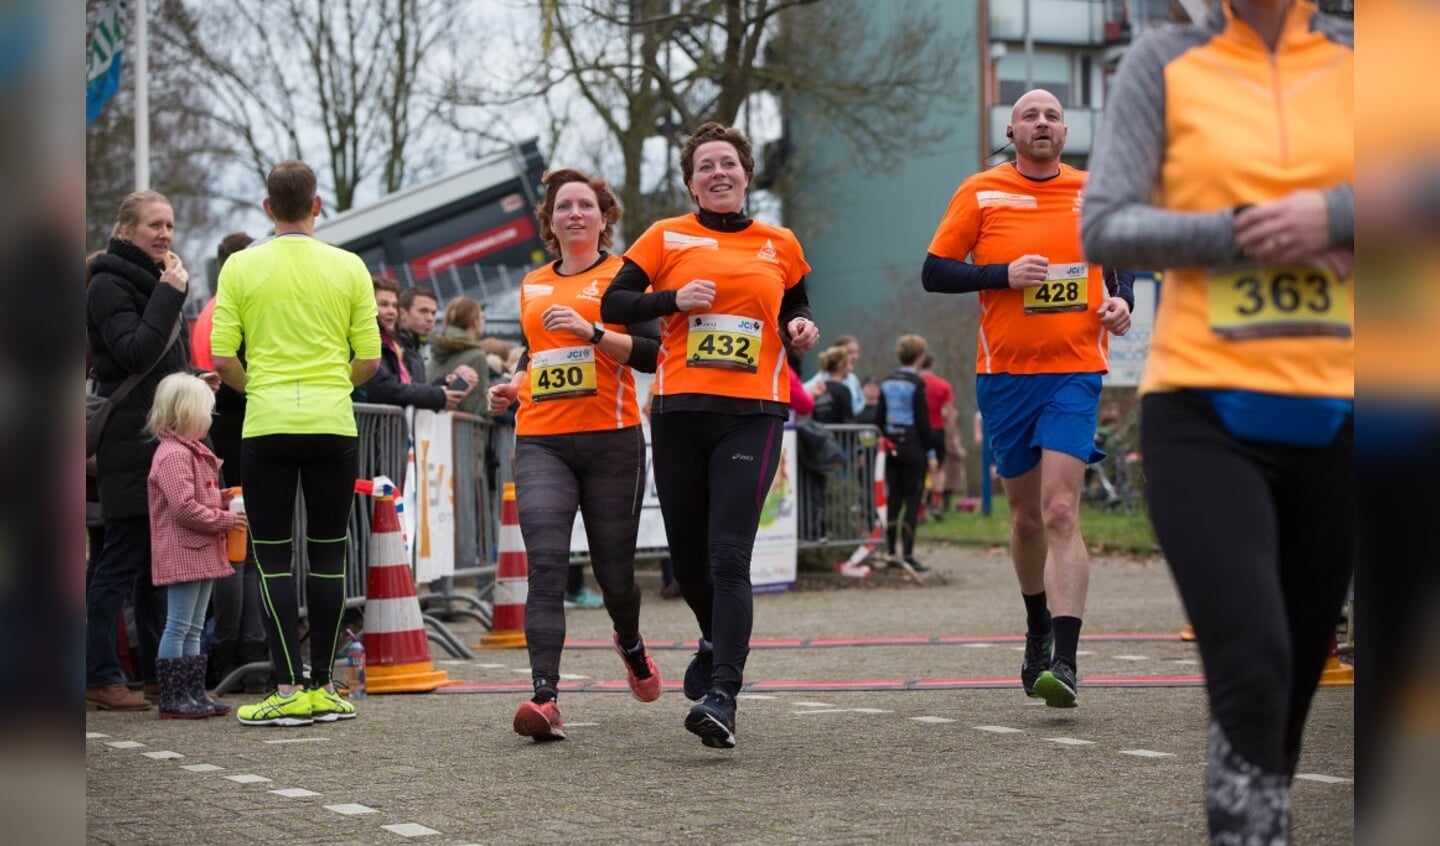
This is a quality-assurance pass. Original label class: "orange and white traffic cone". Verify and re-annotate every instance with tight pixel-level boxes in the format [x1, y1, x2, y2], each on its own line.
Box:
[480, 482, 527, 649]
[361, 482, 451, 693]
[1180, 623, 1197, 642]
[1318, 634, 1354, 687]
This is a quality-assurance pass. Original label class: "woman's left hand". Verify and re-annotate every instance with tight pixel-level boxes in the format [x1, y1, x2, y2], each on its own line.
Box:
[542, 305, 592, 340]
[1234, 189, 1332, 264]
[786, 317, 820, 354]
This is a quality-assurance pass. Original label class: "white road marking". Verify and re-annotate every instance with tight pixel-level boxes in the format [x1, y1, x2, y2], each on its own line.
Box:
[792, 709, 848, 715]
[557, 673, 590, 680]
[910, 716, 956, 724]
[263, 737, 329, 744]
[1113, 655, 1149, 661]
[224, 774, 272, 784]
[737, 694, 778, 700]
[324, 803, 379, 815]
[1119, 749, 1174, 758]
[105, 740, 145, 749]
[271, 788, 322, 798]
[85, 732, 109, 739]
[437, 660, 469, 665]
[850, 708, 894, 714]
[1171, 659, 1200, 665]
[181, 764, 224, 772]
[961, 643, 994, 648]
[793, 701, 835, 708]
[973, 725, 1023, 734]
[1076, 650, 1096, 657]
[1295, 773, 1353, 784]
[566, 722, 599, 728]
[475, 663, 507, 669]
[1046, 737, 1096, 746]
[141, 751, 183, 760]
[383, 823, 441, 837]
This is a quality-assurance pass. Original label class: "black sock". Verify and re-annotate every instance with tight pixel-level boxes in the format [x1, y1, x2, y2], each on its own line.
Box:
[885, 525, 897, 555]
[532, 680, 558, 703]
[1023, 591, 1051, 636]
[1052, 616, 1082, 666]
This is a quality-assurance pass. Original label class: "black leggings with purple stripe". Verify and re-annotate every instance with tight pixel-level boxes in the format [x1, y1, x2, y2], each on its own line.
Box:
[650, 411, 784, 698]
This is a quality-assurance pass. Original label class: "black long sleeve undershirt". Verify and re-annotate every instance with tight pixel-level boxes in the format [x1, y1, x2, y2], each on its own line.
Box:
[922, 252, 1136, 313]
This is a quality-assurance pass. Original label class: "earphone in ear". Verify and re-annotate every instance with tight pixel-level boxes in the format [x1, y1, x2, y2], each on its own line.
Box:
[1006, 128, 1014, 139]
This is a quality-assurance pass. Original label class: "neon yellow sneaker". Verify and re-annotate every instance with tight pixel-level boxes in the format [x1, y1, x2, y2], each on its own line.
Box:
[308, 686, 357, 722]
[236, 689, 313, 726]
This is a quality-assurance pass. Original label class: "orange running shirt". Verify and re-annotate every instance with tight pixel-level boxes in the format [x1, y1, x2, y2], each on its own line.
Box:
[515, 254, 644, 435]
[928, 163, 1108, 376]
[623, 214, 810, 404]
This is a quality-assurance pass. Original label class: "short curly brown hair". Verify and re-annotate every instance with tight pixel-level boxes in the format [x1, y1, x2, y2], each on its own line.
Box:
[679, 122, 755, 201]
[534, 168, 622, 258]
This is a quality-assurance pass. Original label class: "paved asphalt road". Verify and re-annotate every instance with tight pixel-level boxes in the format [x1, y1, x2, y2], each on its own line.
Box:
[86, 543, 1354, 844]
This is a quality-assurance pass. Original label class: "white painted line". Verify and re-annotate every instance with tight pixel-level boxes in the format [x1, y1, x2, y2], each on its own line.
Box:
[271, 788, 322, 798]
[324, 803, 379, 816]
[1113, 655, 1149, 661]
[1076, 650, 1096, 656]
[1119, 749, 1174, 758]
[1046, 737, 1096, 746]
[961, 642, 994, 648]
[475, 663, 507, 669]
[263, 737, 330, 745]
[850, 708, 894, 714]
[1295, 773, 1353, 784]
[437, 660, 469, 665]
[382, 823, 440, 837]
[793, 701, 835, 708]
[1010, 646, 1026, 652]
[225, 774, 273, 784]
[974, 725, 1023, 734]
[85, 732, 110, 739]
[792, 709, 848, 715]
[557, 673, 590, 680]
[1171, 659, 1200, 665]
[910, 716, 956, 724]
[736, 694, 778, 700]
[105, 740, 146, 749]
[510, 668, 533, 674]
[141, 751, 184, 760]
[181, 764, 224, 772]
[565, 722, 598, 728]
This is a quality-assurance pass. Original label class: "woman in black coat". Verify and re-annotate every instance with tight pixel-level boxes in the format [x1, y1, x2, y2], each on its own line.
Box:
[84, 190, 207, 711]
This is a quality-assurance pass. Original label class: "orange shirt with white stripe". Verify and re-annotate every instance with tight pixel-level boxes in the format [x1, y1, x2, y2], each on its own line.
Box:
[515, 254, 644, 435]
[928, 163, 1108, 376]
[622, 214, 810, 404]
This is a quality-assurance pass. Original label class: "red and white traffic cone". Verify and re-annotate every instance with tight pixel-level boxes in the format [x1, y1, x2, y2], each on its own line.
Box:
[479, 482, 527, 649]
[1318, 634, 1354, 687]
[361, 483, 451, 693]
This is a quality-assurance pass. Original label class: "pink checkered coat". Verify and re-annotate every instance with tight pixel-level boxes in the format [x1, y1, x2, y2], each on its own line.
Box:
[147, 430, 237, 586]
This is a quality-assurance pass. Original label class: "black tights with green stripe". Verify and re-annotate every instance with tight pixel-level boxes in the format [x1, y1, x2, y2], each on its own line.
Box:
[242, 434, 357, 688]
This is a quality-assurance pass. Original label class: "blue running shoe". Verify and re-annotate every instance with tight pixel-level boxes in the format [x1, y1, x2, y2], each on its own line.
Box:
[685, 689, 737, 749]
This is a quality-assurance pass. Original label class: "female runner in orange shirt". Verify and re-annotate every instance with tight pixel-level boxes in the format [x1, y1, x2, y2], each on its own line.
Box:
[488, 169, 663, 742]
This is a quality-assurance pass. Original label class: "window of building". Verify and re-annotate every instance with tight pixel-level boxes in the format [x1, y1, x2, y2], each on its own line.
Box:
[996, 51, 1072, 106]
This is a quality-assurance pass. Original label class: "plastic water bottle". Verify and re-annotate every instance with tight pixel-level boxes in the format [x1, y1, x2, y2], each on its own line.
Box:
[344, 629, 367, 698]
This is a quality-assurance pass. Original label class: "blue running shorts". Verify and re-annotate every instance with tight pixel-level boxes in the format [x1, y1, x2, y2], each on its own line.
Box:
[976, 372, 1105, 479]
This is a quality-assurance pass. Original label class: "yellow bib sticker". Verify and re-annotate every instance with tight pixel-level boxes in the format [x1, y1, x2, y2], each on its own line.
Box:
[1024, 261, 1089, 314]
[529, 346, 598, 402]
[686, 313, 763, 372]
[1207, 265, 1351, 340]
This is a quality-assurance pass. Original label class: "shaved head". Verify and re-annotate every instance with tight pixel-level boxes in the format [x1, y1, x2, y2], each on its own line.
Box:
[1007, 88, 1068, 172]
[1011, 88, 1064, 124]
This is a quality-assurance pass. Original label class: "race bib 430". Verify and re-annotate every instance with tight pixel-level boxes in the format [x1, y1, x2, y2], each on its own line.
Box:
[686, 313, 763, 372]
[529, 345, 598, 401]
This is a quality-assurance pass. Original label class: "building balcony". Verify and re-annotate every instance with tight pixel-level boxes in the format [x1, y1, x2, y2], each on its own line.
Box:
[988, 0, 1111, 46]
[990, 104, 1100, 157]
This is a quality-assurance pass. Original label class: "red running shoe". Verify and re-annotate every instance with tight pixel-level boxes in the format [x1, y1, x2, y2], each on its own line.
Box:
[513, 699, 566, 741]
[613, 633, 662, 702]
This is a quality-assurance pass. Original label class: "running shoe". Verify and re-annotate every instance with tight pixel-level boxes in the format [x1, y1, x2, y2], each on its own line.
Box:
[513, 699, 566, 741]
[613, 634, 662, 702]
[904, 556, 932, 574]
[1021, 630, 1054, 698]
[683, 647, 715, 701]
[1033, 657, 1079, 709]
[308, 686, 357, 722]
[685, 689, 737, 749]
[236, 689, 314, 727]
[564, 585, 604, 609]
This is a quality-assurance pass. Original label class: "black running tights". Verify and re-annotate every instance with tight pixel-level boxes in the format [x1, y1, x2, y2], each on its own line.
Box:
[514, 426, 647, 688]
[242, 434, 357, 688]
[1141, 391, 1353, 775]
[650, 411, 784, 698]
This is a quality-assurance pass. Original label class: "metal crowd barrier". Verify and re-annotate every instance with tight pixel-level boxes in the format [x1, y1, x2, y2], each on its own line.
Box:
[796, 423, 883, 550]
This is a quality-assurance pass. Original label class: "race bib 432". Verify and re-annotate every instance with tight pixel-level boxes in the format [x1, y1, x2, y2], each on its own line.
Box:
[686, 313, 763, 372]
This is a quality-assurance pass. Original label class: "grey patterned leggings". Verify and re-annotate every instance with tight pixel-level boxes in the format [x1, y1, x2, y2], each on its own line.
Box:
[514, 426, 647, 689]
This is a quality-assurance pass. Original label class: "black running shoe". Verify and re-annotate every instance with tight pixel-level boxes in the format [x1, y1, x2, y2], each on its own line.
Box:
[1033, 657, 1078, 708]
[685, 689, 737, 749]
[683, 648, 714, 702]
[904, 557, 932, 574]
[1021, 631, 1054, 698]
